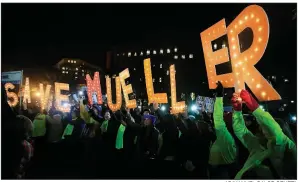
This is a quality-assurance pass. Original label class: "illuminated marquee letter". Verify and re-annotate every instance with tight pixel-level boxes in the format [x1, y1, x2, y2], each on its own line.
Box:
[5, 83, 19, 107]
[170, 65, 186, 114]
[23, 77, 31, 103]
[39, 84, 52, 111]
[144, 58, 168, 104]
[119, 68, 137, 109]
[227, 5, 281, 101]
[106, 76, 122, 112]
[200, 19, 234, 89]
[86, 72, 103, 105]
[54, 82, 70, 112]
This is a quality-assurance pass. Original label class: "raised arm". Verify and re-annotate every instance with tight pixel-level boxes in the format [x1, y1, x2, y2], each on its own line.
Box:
[240, 90, 286, 145]
[231, 94, 264, 153]
[213, 82, 227, 131]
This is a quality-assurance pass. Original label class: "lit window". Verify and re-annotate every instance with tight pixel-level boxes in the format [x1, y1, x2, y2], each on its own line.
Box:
[128, 52, 131, 57]
[222, 44, 226, 48]
[66, 71, 68, 74]
[134, 52, 137, 56]
[213, 44, 217, 49]
[75, 77, 77, 79]
[174, 47, 178, 52]
[284, 79, 289, 82]
[123, 53, 125, 56]
[167, 49, 170, 53]
[153, 78, 155, 82]
[153, 64, 155, 67]
[189, 54, 193, 59]
[71, 60, 73, 63]
[134, 68, 136, 71]
[82, 73, 84, 76]
[153, 50, 156, 54]
[140, 52, 143, 56]
[159, 77, 162, 83]
[160, 64, 162, 68]
[62, 67, 65, 70]
[166, 70, 169, 75]
[76, 68, 78, 70]
[62, 71, 65, 73]
[66, 67, 68, 70]
[117, 54, 119, 56]
[160, 49, 163, 54]
[83, 63, 84, 65]
[74, 61, 76, 63]
[75, 72, 78, 75]
[140, 78, 142, 81]
[82, 70, 84, 72]
[174, 55, 178, 59]
[291, 100, 295, 103]
[182, 55, 185, 59]
[146, 50, 150, 55]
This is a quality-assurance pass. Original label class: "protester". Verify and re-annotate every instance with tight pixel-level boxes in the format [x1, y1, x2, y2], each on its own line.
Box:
[208, 82, 237, 179]
[1, 82, 296, 179]
[233, 90, 297, 179]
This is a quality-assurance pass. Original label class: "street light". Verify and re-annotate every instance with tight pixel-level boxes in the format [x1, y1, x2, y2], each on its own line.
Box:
[191, 105, 197, 112]
[79, 91, 83, 96]
[161, 105, 166, 111]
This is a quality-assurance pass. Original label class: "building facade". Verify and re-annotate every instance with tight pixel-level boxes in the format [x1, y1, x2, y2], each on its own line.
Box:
[106, 44, 197, 104]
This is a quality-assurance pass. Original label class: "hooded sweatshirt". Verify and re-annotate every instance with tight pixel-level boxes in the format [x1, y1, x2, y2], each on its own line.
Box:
[253, 108, 296, 179]
[47, 114, 63, 142]
[232, 111, 272, 179]
[208, 97, 237, 165]
[32, 113, 47, 137]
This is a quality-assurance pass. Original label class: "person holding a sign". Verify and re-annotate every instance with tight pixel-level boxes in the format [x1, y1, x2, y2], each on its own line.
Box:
[208, 82, 237, 179]
[232, 90, 296, 179]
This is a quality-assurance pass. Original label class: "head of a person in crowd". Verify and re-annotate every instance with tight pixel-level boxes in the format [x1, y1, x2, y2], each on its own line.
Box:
[143, 114, 157, 127]
[142, 108, 151, 116]
[42, 109, 48, 115]
[104, 110, 111, 121]
[16, 115, 33, 140]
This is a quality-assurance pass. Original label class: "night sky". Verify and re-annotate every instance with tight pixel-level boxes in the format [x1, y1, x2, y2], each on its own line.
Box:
[2, 3, 297, 80]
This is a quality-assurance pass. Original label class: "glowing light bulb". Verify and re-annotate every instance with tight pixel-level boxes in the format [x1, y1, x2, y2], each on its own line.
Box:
[261, 92, 266, 97]
[245, 16, 248, 20]
[258, 38, 262, 42]
[256, 18, 260, 23]
[239, 20, 243, 25]
[232, 37, 235, 41]
[232, 45, 236, 50]
[251, 13, 254, 18]
[256, 84, 261, 88]
[258, 27, 262, 32]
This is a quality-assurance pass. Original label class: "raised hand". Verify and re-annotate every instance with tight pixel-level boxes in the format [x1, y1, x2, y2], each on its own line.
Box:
[240, 90, 259, 112]
[231, 93, 242, 111]
[215, 81, 224, 97]
[153, 102, 159, 111]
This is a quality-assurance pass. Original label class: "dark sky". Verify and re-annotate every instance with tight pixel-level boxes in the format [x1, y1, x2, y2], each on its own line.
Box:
[2, 3, 297, 78]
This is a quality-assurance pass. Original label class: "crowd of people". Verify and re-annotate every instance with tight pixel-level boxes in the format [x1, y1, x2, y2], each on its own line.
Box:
[1, 82, 297, 179]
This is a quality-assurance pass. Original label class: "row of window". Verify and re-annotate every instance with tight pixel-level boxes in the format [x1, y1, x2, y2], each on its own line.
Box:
[67, 60, 77, 63]
[118, 48, 182, 57]
[62, 67, 85, 72]
[62, 70, 85, 76]
[139, 77, 163, 83]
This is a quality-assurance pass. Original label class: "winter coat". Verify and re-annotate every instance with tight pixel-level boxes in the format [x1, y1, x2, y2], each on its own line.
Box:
[208, 97, 237, 165]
